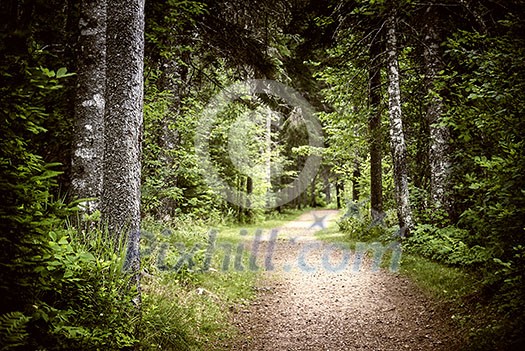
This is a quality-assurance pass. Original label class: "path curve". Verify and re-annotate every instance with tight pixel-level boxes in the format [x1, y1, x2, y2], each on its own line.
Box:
[228, 209, 462, 350]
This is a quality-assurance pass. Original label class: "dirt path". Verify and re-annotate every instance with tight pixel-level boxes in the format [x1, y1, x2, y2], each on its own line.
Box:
[227, 210, 463, 351]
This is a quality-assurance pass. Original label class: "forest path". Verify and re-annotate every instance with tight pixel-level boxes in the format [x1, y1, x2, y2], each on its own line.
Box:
[227, 209, 461, 351]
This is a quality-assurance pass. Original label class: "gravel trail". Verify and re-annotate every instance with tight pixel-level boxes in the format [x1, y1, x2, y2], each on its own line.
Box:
[228, 209, 462, 351]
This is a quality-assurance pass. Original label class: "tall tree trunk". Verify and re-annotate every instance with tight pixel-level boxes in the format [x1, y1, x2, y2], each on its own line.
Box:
[71, 0, 106, 213]
[310, 174, 317, 207]
[102, 0, 145, 287]
[369, 39, 384, 221]
[335, 180, 342, 209]
[245, 176, 253, 219]
[323, 168, 331, 204]
[386, 9, 413, 235]
[352, 160, 360, 202]
[266, 107, 273, 207]
[423, 3, 450, 211]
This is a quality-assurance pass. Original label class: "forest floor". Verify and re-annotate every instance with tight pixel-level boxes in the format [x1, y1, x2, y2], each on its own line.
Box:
[223, 209, 464, 351]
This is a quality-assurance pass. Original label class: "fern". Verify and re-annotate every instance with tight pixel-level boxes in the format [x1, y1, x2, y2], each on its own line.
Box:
[0, 312, 30, 350]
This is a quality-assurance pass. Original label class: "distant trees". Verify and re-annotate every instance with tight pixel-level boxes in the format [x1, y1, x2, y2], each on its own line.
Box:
[142, 0, 328, 220]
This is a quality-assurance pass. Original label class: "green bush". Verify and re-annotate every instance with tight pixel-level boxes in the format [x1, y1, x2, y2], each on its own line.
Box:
[0, 227, 139, 350]
[405, 224, 492, 266]
[337, 200, 398, 241]
[474, 244, 525, 349]
[0, 58, 70, 315]
[0, 49, 141, 349]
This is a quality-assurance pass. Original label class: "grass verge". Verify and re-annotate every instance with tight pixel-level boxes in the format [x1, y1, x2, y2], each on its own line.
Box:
[398, 254, 478, 301]
[138, 209, 309, 350]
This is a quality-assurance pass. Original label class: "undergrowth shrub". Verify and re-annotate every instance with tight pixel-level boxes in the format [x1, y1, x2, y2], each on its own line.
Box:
[0, 48, 139, 350]
[337, 200, 398, 241]
[466, 244, 525, 350]
[405, 224, 492, 266]
[0, 54, 72, 318]
[0, 225, 139, 350]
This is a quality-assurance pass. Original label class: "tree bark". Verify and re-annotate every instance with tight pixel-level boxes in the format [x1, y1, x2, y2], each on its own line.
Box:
[71, 0, 106, 213]
[423, 3, 450, 211]
[352, 160, 360, 202]
[310, 174, 317, 207]
[245, 176, 253, 218]
[368, 39, 384, 222]
[323, 168, 331, 204]
[335, 180, 342, 209]
[386, 9, 413, 235]
[102, 0, 145, 282]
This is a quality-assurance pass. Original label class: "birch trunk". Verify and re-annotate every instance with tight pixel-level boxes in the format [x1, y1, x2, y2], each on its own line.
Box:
[423, 4, 450, 210]
[368, 40, 384, 222]
[71, 0, 106, 213]
[266, 107, 272, 206]
[102, 0, 145, 281]
[386, 10, 413, 235]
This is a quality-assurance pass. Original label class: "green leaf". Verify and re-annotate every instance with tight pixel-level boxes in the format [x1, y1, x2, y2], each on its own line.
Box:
[56, 67, 67, 78]
[55, 67, 75, 78]
[79, 252, 96, 263]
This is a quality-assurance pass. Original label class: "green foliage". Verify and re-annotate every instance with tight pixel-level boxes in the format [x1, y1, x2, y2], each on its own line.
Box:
[30, 228, 138, 350]
[141, 219, 211, 284]
[429, 13, 525, 348]
[405, 224, 491, 266]
[0, 312, 31, 350]
[337, 200, 398, 241]
[0, 226, 140, 350]
[0, 226, 138, 350]
[0, 43, 73, 320]
[142, 77, 226, 221]
[145, 0, 208, 63]
[444, 24, 525, 250]
[1, 42, 137, 349]
[463, 244, 525, 351]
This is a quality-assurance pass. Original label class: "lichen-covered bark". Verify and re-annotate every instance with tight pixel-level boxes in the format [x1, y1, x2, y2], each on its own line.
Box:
[71, 0, 106, 213]
[102, 0, 144, 279]
[423, 4, 450, 210]
[368, 39, 384, 222]
[386, 10, 413, 235]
